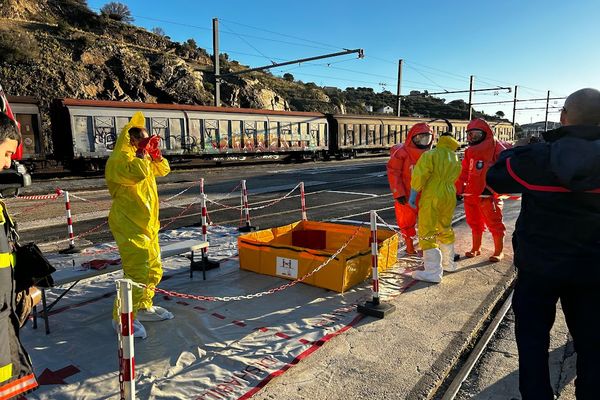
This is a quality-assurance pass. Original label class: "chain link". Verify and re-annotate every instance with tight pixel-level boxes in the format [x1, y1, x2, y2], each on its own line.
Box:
[247, 183, 300, 211]
[129, 225, 364, 302]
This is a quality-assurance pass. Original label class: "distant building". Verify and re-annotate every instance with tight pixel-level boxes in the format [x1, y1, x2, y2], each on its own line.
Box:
[376, 105, 394, 114]
[520, 121, 561, 139]
[364, 105, 373, 112]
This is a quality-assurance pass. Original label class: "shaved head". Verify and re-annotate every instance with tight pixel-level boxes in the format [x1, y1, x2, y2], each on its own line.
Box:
[561, 88, 600, 126]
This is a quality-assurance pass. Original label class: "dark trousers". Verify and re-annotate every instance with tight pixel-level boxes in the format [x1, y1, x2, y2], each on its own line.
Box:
[512, 270, 600, 399]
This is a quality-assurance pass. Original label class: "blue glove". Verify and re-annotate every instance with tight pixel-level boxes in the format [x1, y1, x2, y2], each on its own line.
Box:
[408, 189, 418, 209]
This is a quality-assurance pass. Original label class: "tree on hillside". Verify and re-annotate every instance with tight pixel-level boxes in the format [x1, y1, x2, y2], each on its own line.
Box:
[495, 110, 505, 118]
[151, 27, 166, 36]
[283, 73, 294, 82]
[100, 2, 134, 23]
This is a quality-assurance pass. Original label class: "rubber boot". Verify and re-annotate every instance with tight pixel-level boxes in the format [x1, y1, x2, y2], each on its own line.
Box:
[489, 235, 504, 262]
[412, 248, 442, 283]
[465, 231, 482, 258]
[440, 243, 457, 272]
[404, 236, 416, 255]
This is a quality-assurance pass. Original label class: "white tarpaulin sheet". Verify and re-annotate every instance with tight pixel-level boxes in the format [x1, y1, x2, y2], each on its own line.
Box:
[21, 225, 417, 399]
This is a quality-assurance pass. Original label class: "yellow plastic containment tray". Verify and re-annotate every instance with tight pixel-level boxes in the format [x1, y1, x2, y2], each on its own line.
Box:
[238, 220, 398, 292]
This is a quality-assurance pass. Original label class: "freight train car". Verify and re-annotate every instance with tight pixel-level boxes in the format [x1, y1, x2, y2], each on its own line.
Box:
[326, 114, 514, 158]
[5, 96, 47, 168]
[51, 99, 329, 170]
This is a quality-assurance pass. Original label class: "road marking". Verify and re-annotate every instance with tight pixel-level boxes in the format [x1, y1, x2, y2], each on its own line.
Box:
[326, 190, 379, 198]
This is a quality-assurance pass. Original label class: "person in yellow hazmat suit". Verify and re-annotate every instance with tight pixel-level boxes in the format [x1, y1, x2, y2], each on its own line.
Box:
[408, 132, 462, 283]
[106, 111, 171, 339]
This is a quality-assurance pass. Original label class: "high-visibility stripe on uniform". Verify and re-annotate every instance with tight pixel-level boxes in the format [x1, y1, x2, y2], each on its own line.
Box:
[0, 373, 37, 400]
[0, 364, 12, 383]
[0, 253, 12, 268]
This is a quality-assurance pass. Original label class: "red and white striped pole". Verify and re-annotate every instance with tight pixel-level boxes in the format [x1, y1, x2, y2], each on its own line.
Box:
[201, 194, 209, 259]
[64, 190, 75, 247]
[242, 180, 251, 227]
[357, 210, 395, 318]
[200, 177, 205, 197]
[59, 190, 80, 254]
[116, 279, 135, 400]
[300, 181, 307, 221]
[370, 210, 380, 306]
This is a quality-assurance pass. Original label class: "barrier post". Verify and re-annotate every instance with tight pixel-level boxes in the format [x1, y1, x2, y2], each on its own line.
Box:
[116, 279, 135, 400]
[357, 210, 396, 318]
[238, 179, 258, 232]
[58, 190, 81, 254]
[190, 193, 220, 279]
[300, 181, 307, 221]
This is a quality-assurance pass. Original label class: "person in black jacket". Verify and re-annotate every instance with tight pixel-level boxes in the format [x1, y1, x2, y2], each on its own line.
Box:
[0, 112, 38, 399]
[486, 88, 600, 400]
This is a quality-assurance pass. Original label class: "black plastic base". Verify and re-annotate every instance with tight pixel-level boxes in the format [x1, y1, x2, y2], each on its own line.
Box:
[357, 300, 396, 319]
[59, 245, 81, 254]
[191, 259, 220, 271]
[189, 257, 220, 280]
[238, 225, 258, 232]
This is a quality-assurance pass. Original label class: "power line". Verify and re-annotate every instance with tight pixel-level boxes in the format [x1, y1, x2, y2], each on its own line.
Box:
[219, 18, 342, 51]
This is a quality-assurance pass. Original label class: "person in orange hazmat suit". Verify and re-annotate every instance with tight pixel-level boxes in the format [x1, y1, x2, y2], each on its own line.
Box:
[386, 123, 435, 254]
[105, 112, 171, 339]
[455, 118, 511, 262]
[408, 132, 462, 283]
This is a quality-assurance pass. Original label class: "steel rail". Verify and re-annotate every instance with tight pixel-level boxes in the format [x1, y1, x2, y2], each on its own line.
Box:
[440, 290, 515, 400]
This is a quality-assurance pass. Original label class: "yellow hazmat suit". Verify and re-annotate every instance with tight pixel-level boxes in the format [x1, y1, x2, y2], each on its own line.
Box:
[105, 112, 170, 320]
[410, 134, 461, 283]
[411, 134, 461, 249]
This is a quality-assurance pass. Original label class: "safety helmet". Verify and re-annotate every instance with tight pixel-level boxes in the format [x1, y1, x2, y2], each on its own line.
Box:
[407, 123, 433, 149]
[466, 118, 493, 146]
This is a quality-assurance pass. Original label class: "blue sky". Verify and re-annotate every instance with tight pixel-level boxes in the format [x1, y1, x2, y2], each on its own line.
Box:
[87, 0, 599, 124]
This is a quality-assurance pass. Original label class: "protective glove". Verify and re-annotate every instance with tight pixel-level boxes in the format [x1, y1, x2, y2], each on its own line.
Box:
[396, 196, 407, 205]
[146, 135, 162, 161]
[408, 189, 418, 209]
[135, 136, 152, 159]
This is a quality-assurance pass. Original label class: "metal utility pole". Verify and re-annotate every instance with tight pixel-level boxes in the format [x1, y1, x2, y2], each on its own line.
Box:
[468, 75, 474, 120]
[512, 85, 518, 127]
[544, 90, 550, 131]
[396, 59, 403, 117]
[213, 18, 220, 107]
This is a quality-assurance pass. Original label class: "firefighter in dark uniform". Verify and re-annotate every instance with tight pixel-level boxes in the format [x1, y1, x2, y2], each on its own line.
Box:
[487, 88, 600, 400]
[0, 110, 38, 398]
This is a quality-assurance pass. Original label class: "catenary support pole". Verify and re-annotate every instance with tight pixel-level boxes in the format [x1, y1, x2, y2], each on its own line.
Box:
[396, 59, 403, 117]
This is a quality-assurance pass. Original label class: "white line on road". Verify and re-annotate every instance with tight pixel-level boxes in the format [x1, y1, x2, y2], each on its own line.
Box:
[326, 190, 379, 198]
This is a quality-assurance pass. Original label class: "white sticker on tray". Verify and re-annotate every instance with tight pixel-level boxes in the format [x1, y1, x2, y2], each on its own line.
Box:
[276, 257, 298, 278]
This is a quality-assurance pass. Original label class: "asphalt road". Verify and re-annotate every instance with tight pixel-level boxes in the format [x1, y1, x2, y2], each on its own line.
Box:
[9, 157, 398, 251]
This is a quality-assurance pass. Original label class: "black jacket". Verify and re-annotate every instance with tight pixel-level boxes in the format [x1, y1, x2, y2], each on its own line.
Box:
[0, 203, 37, 399]
[486, 125, 600, 281]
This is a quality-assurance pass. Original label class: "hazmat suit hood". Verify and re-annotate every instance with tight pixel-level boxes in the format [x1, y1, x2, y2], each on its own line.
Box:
[549, 125, 600, 192]
[113, 111, 146, 155]
[437, 134, 460, 152]
[405, 122, 435, 153]
[466, 118, 496, 152]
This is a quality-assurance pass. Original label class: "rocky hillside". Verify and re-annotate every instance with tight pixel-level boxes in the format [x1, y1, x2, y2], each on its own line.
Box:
[0, 0, 503, 152]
